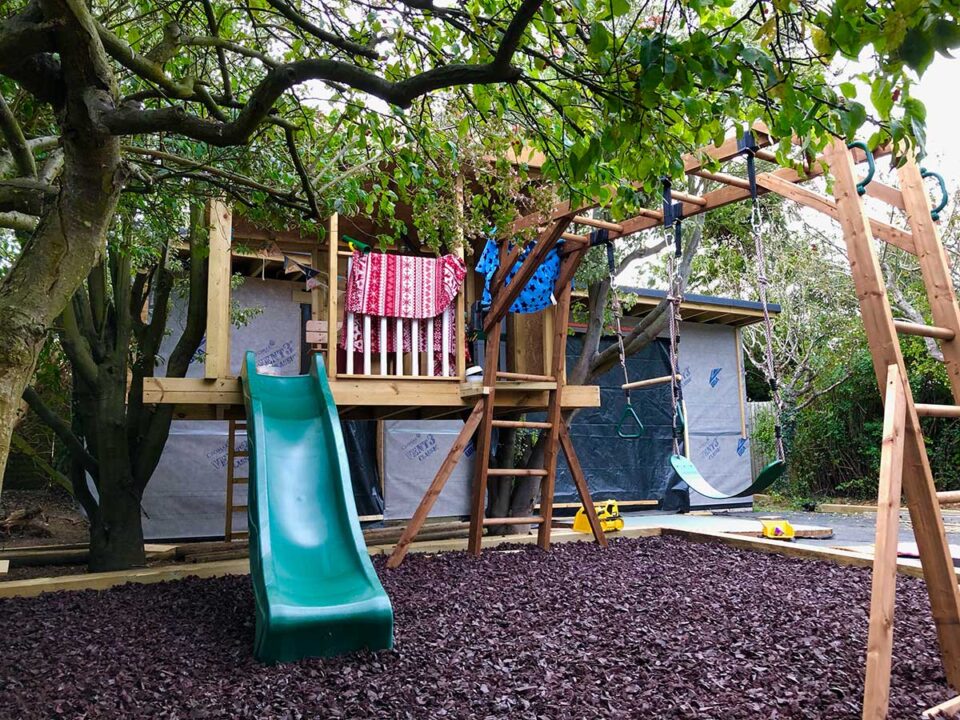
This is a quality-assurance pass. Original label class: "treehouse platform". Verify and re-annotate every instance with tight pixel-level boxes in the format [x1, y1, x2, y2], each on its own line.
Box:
[146, 202, 600, 420]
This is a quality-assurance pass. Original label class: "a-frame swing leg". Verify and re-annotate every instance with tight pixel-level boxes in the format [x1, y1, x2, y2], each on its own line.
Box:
[863, 364, 907, 718]
[559, 425, 607, 546]
[825, 139, 960, 710]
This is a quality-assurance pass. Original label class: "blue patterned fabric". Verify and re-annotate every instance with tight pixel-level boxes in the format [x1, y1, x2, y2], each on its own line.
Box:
[475, 238, 565, 313]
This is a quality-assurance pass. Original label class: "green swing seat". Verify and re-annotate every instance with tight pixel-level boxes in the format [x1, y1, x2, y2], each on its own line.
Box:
[670, 454, 786, 500]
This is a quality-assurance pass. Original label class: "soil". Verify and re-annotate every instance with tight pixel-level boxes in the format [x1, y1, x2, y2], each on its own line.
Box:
[0, 535, 953, 719]
[0, 486, 89, 548]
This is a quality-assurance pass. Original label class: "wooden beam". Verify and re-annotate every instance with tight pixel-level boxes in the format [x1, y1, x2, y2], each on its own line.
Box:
[899, 156, 960, 402]
[756, 172, 916, 254]
[326, 214, 339, 381]
[863, 364, 907, 720]
[865, 181, 906, 211]
[454, 175, 467, 379]
[142, 376, 601, 410]
[204, 199, 232, 379]
[385, 400, 485, 568]
[538, 252, 578, 550]
[826, 137, 960, 690]
[923, 695, 960, 719]
[559, 424, 607, 547]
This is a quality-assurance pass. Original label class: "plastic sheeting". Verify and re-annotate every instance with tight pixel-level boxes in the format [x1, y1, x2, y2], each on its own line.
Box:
[381, 420, 475, 520]
[555, 323, 753, 510]
[141, 278, 382, 540]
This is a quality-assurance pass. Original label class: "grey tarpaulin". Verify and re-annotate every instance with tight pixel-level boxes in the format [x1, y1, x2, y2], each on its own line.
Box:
[554, 322, 753, 510]
[381, 420, 475, 520]
[142, 278, 382, 539]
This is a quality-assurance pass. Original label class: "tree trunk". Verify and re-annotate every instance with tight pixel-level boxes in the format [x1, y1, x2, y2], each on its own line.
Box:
[88, 478, 145, 572]
[0, 0, 123, 495]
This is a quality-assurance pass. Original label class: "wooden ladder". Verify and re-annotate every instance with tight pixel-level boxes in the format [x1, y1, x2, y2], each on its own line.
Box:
[467, 242, 606, 554]
[224, 418, 249, 542]
[824, 139, 960, 718]
[386, 228, 606, 568]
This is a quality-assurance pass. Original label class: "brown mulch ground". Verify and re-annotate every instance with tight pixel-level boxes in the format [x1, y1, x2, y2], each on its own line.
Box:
[0, 535, 953, 719]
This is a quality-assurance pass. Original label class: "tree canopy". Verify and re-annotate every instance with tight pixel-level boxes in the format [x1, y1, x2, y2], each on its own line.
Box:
[0, 0, 958, 491]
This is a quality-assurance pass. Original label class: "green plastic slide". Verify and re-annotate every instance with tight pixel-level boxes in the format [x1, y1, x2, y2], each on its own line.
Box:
[241, 351, 394, 663]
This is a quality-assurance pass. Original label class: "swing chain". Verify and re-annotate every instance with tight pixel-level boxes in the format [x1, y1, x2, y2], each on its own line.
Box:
[751, 199, 785, 462]
[606, 242, 631, 400]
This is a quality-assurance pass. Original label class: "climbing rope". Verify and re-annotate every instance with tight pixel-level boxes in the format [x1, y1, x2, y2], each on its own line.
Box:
[750, 198, 785, 462]
[666, 227, 684, 456]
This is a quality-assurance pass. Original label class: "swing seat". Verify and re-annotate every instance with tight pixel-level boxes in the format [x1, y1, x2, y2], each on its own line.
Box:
[669, 455, 786, 500]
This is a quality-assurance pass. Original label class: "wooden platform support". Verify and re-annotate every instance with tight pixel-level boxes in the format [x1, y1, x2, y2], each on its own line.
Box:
[387, 222, 605, 566]
[204, 200, 232, 379]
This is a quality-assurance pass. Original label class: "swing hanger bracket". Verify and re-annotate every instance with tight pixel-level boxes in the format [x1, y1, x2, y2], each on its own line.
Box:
[738, 130, 760, 201]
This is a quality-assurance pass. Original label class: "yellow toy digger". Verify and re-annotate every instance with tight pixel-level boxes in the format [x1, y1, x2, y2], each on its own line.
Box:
[573, 499, 624, 534]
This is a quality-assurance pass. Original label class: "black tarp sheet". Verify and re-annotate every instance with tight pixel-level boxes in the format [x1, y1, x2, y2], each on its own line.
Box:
[552, 335, 689, 511]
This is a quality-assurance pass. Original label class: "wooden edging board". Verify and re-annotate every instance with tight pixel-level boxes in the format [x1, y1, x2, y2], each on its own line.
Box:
[817, 503, 960, 516]
[2, 525, 951, 599]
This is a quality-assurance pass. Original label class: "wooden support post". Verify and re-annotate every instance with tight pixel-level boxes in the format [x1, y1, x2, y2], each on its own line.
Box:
[310, 246, 322, 321]
[204, 199, 232, 379]
[559, 425, 607, 547]
[898, 156, 960, 402]
[468, 324, 500, 555]
[326, 214, 339, 381]
[826, 138, 960, 691]
[386, 400, 485, 568]
[538, 251, 579, 550]
[862, 364, 907, 719]
[454, 175, 467, 379]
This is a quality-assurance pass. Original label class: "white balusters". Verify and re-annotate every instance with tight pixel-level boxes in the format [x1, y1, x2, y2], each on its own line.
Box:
[426, 317, 435, 376]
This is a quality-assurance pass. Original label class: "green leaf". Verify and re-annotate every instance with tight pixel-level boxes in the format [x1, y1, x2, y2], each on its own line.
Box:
[588, 21, 610, 57]
[839, 82, 857, 99]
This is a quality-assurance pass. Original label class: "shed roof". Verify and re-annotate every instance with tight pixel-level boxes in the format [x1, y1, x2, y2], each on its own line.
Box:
[573, 286, 780, 328]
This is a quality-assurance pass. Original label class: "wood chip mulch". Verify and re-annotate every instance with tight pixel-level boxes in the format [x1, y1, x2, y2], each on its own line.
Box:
[0, 536, 953, 719]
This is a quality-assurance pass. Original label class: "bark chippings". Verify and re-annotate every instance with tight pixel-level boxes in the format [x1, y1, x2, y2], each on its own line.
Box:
[0, 536, 952, 719]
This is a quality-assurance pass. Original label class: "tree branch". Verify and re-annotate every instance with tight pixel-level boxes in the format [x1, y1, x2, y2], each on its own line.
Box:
[0, 91, 36, 178]
[284, 125, 320, 219]
[22, 385, 99, 477]
[263, 0, 380, 60]
[0, 211, 38, 232]
[100, 5, 539, 146]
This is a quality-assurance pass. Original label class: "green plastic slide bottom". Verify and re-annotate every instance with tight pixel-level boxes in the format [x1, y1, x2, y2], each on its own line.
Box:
[242, 351, 394, 663]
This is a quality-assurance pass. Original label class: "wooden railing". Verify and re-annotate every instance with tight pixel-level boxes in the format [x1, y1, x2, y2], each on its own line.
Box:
[306, 305, 463, 379]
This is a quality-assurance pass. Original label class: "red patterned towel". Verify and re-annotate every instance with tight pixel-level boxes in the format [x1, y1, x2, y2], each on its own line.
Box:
[345, 251, 466, 319]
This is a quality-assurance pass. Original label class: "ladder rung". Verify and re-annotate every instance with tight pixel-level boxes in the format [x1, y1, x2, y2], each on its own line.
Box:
[491, 420, 553, 430]
[230, 477, 249, 485]
[482, 516, 545, 526]
[228, 531, 249, 540]
[496, 371, 554, 382]
[916, 404, 960, 418]
[232, 450, 249, 458]
[231, 505, 249, 513]
[232, 422, 247, 430]
[937, 491, 960, 505]
[487, 468, 548, 477]
[894, 320, 956, 341]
